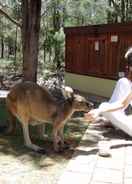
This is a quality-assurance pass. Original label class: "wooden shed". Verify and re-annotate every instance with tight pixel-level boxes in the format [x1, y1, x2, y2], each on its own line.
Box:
[64, 22, 132, 97]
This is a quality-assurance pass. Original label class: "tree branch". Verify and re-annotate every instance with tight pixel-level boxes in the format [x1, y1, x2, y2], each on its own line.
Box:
[41, 6, 51, 17]
[110, 0, 121, 13]
[0, 7, 22, 28]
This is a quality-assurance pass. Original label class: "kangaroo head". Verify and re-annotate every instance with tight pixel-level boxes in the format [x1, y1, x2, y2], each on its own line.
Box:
[62, 86, 93, 112]
[72, 94, 94, 112]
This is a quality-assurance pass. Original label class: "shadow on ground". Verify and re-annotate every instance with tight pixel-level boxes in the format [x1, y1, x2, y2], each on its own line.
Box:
[70, 120, 132, 159]
[0, 117, 89, 170]
[0, 117, 132, 184]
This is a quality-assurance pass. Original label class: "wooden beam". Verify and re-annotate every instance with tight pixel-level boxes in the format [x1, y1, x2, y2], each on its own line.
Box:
[0, 8, 22, 28]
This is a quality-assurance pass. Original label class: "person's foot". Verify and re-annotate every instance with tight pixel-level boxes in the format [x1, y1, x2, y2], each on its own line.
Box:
[98, 140, 111, 157]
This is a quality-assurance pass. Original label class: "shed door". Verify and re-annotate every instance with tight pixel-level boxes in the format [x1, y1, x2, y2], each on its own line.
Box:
[84, 36, 107, 76]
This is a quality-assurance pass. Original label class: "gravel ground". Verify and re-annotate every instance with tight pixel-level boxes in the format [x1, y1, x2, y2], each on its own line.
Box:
[0, 118, 88, 184]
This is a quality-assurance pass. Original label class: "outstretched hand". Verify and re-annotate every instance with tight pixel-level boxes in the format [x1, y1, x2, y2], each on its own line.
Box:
[84, 108, 101, 122]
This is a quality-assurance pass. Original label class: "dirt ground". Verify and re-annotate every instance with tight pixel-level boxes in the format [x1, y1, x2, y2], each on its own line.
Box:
[0, 117, 88, 184]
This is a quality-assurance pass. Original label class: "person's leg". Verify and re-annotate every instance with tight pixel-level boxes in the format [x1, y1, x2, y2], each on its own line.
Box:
[97, 102, 113, 127]
[102, 111, 132, 137]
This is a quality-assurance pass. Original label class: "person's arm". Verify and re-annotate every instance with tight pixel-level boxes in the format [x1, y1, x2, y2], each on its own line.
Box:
[85, 92, 132, 120]
[105, 92, 132, 112]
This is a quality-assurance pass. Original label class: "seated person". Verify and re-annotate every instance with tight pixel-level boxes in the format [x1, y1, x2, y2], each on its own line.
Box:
[85, 47, 132, 137]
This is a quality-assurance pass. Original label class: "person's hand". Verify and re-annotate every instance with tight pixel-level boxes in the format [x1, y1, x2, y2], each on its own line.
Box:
[84, 108, 101, 122]
[84, 112, 95, 122]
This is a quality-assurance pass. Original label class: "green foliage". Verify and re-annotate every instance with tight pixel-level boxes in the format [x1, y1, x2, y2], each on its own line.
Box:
[53, 27, 65, 43]
[65, 0, 108, 26]
[0, 0, 21, 64]
[1, 0, 132, 77]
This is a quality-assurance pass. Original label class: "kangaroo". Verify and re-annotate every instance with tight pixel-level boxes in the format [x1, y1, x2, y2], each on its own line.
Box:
[6, 81, 93, 153]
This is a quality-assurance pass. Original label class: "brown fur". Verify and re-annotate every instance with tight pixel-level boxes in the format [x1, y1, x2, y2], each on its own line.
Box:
[6, 81, 93, 152]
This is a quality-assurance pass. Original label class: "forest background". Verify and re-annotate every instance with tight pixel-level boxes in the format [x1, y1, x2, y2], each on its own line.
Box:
[0, 0, 132, 85]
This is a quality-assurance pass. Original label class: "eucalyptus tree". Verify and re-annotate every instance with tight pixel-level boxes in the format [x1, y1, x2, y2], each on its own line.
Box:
[107, 0, 132, 23]
[0, 0, 42, 82]
[0, 0, 21, 62]
[21, 0, 41, 82]
[40, 0, 66, 70]
[1, 0, 132, 82]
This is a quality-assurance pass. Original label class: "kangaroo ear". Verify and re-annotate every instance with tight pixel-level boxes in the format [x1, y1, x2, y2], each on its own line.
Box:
[61, 86, 74, 99]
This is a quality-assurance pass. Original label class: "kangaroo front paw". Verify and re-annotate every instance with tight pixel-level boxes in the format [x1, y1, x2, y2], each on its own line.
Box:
[36, 148, 46, 154]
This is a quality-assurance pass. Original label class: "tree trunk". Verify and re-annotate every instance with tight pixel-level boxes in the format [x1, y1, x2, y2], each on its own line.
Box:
[14, 26, 18, 63]
[8, 39, 12, 59]
[1, 36, 4, 59]
[129, 1, 132, 20]
[43, 18, 47, 63]
[107, 0, 112, 23]
[21, 0, 41, 82]
[53, 0, 61, 69]
[121, 0, 125, 22]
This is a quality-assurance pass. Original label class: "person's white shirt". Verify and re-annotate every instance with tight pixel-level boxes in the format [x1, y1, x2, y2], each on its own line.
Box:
[108, 77, 132, 113]
[86, 77, 132, 136]
[88, 77, 132, 118]
[109, 77, 132, 103]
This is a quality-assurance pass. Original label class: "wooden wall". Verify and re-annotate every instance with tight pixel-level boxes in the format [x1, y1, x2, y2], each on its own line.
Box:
[64, 22, 132, 80]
